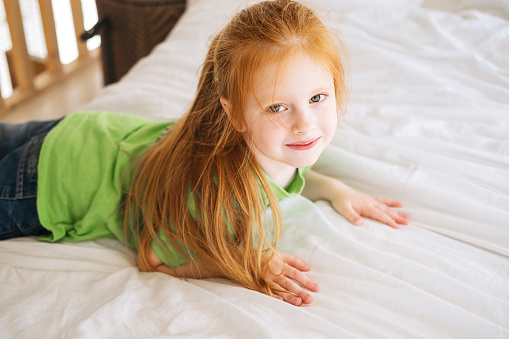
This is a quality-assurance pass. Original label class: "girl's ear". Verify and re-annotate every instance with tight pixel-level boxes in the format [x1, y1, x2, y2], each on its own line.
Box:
[220, 97, 246, 132]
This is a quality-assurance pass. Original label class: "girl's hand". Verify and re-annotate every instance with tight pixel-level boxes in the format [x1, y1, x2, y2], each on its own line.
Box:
[331, 185, 409, 229]
[302, 170, 409, 229]
[262, 252, 319, 306]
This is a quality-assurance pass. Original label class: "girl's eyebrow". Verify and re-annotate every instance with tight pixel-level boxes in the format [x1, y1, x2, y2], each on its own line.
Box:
[259, 86, 335, 103]
[309, 86, 335, 94]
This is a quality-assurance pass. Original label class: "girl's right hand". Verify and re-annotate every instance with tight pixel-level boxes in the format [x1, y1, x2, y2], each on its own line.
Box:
[262, 252, 319, 306]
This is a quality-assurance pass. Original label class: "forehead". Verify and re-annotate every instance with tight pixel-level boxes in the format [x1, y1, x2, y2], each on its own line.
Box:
[249, 53, 334, 103]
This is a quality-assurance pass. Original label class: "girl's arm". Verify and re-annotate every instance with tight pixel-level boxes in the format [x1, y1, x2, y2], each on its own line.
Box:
[145, 245, 221, 279]
[144, 246, 319, 306]
[302, 169, 409, 228]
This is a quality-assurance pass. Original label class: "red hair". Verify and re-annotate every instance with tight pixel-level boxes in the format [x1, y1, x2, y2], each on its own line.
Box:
[125, 0, 348, 295]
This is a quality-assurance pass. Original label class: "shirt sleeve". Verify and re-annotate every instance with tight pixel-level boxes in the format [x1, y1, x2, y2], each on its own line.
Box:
[151, 228, 189, 268]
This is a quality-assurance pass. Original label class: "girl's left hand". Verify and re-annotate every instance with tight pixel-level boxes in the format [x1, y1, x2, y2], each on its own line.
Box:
[330, 185, 409, 229]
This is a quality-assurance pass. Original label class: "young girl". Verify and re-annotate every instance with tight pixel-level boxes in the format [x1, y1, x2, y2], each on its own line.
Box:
[0, 0, 408, 306]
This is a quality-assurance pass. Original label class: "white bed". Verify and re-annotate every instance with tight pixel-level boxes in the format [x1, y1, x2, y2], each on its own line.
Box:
[1, 0, 508, 337]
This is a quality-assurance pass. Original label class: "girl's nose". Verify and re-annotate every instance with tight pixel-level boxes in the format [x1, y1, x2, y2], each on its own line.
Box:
[291, 108, 314, 135]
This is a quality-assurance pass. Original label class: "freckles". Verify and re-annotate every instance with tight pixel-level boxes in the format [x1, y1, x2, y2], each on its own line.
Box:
[323, 112, 338, 138]
[262, 118, 287, 137]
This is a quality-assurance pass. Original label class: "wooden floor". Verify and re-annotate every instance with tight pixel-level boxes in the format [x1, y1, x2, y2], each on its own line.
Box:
[0, 57, 103, 123]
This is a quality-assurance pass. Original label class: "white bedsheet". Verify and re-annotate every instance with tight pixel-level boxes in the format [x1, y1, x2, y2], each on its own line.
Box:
[1, 0, 508, 337]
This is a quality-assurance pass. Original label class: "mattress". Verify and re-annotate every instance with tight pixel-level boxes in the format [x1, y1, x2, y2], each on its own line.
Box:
[1, 0, 508, 337]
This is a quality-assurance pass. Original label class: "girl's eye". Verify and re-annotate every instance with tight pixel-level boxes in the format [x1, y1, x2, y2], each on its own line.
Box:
[310, 94, 326, 103]
[268, 104, 285, 113]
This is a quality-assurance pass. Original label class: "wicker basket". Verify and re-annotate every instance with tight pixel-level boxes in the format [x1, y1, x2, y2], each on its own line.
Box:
[86, 0, 186, 84]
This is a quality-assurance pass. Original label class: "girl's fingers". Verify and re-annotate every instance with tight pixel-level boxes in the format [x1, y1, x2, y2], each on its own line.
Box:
[263, 253, 319, 306]
[280, 252, 310, 272]
[362, 198, 409, 228]
[281, 277, 313, 304]
[338, 203, 363, 225]
[270, 283, 289, 302]
[271, 293, 284, 301]
[275, 276, 313, 305]
[375, 197, 403, 208]
[387, 209, 410, 225]
[281, 263, 319, 293]
[333, 194, 409, 229]
[377, 204, 410, 226]
[362, 206, 399, 229]
[271, 282, 304, 306]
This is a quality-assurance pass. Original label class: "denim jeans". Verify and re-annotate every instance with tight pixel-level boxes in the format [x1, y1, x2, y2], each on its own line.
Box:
[0, 118, 61, 240]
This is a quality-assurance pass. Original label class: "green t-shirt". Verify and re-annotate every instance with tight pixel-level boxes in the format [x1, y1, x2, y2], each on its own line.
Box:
[37, 111, 311, 267]
[152, 165, 311, 267]
[37, 111, 173, 243]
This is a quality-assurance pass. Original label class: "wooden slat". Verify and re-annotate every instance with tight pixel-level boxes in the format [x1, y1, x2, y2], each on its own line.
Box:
[0, 85, 4, 109]
[0, 48, 100, 116]
[70, 0, 89, 59]
[3, 0, 35, 93]
[38, 0, 63, 73]
[0, 0, 102, 116]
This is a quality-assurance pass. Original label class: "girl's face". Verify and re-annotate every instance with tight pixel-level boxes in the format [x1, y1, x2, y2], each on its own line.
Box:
[237, 53, 337, 183]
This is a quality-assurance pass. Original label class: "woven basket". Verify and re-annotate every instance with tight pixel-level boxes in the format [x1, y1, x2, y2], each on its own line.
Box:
[94, 0, 186, 84]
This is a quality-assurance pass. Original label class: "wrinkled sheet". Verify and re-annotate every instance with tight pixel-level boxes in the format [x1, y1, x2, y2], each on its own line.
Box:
[1, 0, 508, 337]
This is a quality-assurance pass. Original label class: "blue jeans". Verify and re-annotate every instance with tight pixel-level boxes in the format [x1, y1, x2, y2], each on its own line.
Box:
[0, 118, 61, 240]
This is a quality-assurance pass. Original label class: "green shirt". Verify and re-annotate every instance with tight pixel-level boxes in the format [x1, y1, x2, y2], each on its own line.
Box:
[37, 111, 173, 243]
[152, 165, 311, 267]
[37, 111, 311, 267]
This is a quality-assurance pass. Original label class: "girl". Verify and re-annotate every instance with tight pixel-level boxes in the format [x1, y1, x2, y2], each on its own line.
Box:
[0, 0, 408, 307]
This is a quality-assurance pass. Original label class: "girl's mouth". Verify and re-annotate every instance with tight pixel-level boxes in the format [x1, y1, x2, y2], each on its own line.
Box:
[285, 137, 321, 151]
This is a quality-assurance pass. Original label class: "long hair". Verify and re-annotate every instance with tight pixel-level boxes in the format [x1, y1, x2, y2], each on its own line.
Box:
[124, 0, 348, 295]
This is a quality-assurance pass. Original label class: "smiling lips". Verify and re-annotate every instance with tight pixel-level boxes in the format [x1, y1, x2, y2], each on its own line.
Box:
[285, 137, 321, 151]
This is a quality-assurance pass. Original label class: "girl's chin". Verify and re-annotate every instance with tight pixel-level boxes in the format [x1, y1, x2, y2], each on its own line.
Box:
[284, 142, 327, 168]
[286, 155, 321, 169]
